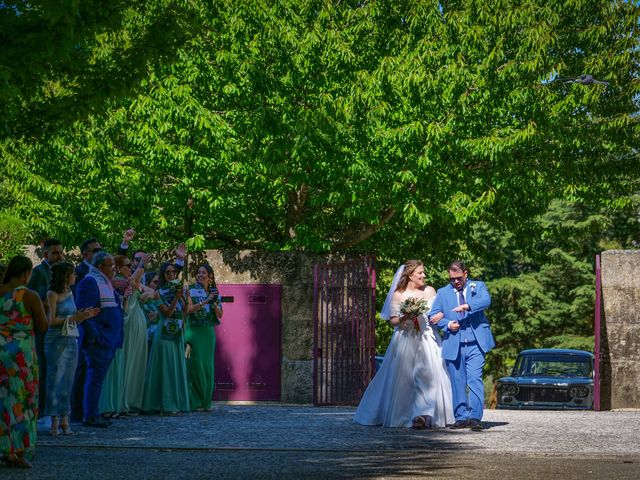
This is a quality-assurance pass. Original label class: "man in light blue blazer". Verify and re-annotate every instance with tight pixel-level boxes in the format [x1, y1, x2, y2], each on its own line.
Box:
[429, 261, 494, 431]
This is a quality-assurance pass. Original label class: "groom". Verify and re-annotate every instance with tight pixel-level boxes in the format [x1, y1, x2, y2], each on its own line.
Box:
[429, 261, 494, 431]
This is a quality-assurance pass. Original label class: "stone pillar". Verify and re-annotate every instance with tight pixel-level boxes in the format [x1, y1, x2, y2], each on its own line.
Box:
[600, 250, 640, 409]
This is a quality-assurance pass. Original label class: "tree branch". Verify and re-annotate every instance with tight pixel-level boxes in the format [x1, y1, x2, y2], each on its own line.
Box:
[285, 183, 309, 240]
[331, 207, 397, 251]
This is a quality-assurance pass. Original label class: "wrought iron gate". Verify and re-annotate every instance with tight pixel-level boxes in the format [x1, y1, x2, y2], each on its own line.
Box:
[313, 256, 376, 405]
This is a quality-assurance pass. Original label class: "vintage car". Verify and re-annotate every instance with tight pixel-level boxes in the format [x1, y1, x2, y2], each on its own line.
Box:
[497, 348, 594, 410]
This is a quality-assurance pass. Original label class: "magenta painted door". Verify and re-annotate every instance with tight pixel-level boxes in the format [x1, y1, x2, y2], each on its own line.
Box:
[213, 284, 282, 401]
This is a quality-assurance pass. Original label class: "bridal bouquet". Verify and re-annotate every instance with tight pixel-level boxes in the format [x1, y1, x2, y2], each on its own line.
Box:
[399, 297, 430, 333]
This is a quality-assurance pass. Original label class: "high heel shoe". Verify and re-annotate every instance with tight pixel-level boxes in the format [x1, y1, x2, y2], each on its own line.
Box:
[5, 455, 33, 469]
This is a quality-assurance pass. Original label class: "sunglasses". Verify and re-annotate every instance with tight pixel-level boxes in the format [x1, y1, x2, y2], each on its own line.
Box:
[91, 247, 102, 253]
[133, 256, 143, 262]
[449, 275, 465, 283]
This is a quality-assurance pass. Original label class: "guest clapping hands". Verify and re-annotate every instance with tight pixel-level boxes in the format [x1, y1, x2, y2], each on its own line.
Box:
[45, 262, 99, 436]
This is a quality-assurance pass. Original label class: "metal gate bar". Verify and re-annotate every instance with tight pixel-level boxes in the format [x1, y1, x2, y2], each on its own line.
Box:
[313, 256, 376, 406]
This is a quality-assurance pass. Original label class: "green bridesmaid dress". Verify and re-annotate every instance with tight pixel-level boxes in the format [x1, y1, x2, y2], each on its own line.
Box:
[185, 283, 221, 411]
[121, 290, 148, 413]
[142, 286, 189, 413]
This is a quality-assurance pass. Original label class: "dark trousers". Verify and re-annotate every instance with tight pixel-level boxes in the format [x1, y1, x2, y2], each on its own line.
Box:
[35, 330, 47, 418]
[82, 343, 116, 420]
[70, 348, 86, 421]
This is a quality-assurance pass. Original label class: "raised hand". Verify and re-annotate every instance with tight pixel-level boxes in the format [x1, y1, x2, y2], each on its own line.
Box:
[123, 228, 136, 244]
[138, 253, 151, 268]
[175, 242, 186, 260]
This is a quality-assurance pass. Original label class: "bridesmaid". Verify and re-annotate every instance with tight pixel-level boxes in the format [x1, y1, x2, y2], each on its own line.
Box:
[142, 271, 161, 353]
[0, 256, 47, 468]
[45, 262, 99, 435]
[115, 254, 150, 415]
[142, 262, 189, 414]
[185, 264, 223, 411]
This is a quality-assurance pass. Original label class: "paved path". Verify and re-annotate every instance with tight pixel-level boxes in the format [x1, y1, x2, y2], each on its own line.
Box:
[3, 406, 640, 479]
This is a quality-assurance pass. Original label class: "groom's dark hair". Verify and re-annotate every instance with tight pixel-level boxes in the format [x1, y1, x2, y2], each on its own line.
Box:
[449, 260, 469, 274]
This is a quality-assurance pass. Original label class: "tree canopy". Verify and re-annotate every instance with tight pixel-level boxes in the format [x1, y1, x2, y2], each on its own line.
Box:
[2, 0, 638, 262]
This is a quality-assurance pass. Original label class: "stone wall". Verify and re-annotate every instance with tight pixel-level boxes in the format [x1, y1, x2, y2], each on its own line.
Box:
[600, 250, 640, 409]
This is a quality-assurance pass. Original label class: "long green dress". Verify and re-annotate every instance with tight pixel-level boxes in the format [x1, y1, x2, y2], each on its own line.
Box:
[185, 283, 221, 411]
[0, 287, 38, 459]
[142, 285, 189, 413]
[98, 346, 124, 415]
[121, 290, 148, 413]
[98, 277, 128, 415]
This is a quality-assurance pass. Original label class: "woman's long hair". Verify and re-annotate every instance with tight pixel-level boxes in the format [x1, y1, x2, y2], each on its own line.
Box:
[394, 259, 423, 293]
[2, 255, 33, 284]
[144, 271, 158, 288]
[196, 263, 217, 289]
[50, 262, 75, 294]
[158, 262, 175, 288]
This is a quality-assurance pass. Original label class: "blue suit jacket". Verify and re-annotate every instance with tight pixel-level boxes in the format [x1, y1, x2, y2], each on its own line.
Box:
[76, 276, 124, 350]
[429, 280, 495, 361]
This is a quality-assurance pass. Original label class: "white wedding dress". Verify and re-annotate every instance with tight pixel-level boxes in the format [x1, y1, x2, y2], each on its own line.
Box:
[353, 291, 455, 428]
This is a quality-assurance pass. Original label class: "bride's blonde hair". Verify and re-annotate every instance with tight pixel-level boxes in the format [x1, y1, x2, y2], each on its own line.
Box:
[395, 260, 423, 293]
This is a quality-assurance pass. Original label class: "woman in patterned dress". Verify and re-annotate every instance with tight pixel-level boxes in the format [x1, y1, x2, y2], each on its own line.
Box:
[0, 256, 47, 468]
[185, 264, 223, 411]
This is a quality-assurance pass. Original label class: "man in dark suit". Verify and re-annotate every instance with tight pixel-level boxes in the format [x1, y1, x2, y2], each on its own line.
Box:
[27, 238, 64, 418]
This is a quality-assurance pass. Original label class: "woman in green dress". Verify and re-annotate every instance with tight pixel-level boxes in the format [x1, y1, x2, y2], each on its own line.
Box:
[142, 272, 161, 354]
[142, 262, 189, 414]
[98, 256, 131, 418]
[185, 264, 223, 412]
[115, 254, 150, 415]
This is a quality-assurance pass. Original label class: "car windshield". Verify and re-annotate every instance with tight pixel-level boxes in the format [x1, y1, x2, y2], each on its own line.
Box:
[513, 353, 592, 377]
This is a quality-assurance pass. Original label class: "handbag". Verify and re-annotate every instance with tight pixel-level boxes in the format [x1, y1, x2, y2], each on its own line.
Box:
[61, 316, 80, 338]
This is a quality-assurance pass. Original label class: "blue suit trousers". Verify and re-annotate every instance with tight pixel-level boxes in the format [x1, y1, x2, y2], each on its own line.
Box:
[83, 343, 116, 420]
[447, 343, 486, 421]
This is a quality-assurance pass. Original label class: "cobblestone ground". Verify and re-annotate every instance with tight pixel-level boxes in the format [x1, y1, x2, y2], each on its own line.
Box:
[2, 406, 639, 479]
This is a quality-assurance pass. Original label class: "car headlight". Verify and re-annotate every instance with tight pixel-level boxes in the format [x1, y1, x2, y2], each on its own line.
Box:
[568, 386, 589, 398]
[500, 384, 519, 395]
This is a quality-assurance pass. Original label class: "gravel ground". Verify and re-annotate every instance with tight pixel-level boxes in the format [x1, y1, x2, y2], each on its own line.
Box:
[2, 405, 639, 479]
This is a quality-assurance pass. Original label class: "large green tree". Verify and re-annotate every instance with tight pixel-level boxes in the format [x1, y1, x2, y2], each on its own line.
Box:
[2, 0, 638, 259]
[0, 0, 204, 139]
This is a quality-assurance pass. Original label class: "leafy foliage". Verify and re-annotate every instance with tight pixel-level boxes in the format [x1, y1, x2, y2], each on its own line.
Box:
[0, 210, 29, 263]
[2, 0, 638, 259]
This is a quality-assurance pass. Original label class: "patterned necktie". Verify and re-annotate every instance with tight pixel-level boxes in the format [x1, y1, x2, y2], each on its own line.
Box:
[457, 289, 465, 306]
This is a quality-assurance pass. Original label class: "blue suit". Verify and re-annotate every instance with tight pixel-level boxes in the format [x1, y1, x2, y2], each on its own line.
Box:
[430, 280, 494, 421]
[76, 276, 124, 420]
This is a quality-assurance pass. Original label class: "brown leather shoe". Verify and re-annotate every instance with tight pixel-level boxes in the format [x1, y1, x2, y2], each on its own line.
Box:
[449, 419, 468, 429]
[468, 418, 483, 431]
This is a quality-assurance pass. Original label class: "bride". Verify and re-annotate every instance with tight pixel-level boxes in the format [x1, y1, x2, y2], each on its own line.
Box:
[353, 260, 454, 429]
